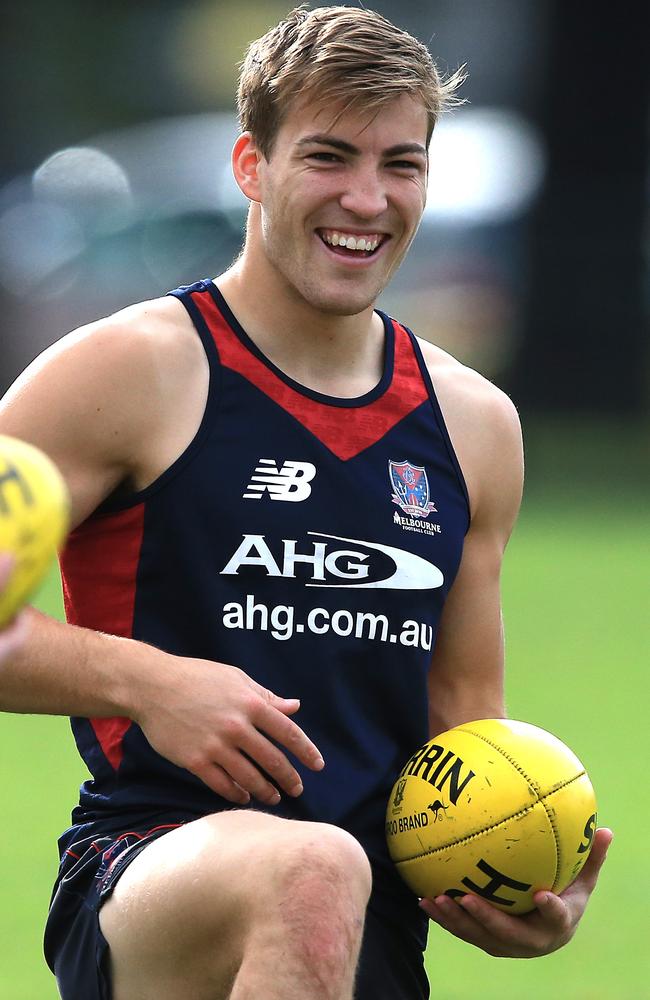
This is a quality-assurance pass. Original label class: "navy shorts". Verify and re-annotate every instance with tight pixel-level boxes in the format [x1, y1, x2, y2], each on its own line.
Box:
[44, 817, 430, 1000]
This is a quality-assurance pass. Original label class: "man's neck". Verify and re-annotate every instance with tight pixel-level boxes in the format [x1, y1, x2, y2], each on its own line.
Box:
[215, 255, 386, 399]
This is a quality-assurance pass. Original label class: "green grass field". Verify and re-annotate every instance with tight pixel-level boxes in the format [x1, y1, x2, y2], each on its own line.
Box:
[1, 473, 647, 997]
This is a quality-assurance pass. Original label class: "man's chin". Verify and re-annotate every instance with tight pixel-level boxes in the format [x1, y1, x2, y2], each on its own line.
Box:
[312, 299, 375, 318]
[300, 283, 384, 318]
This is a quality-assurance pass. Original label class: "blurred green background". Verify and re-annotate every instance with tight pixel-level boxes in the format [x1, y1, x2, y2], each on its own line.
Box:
[1, 426, 648, 998]
[1, 0, 648, 997]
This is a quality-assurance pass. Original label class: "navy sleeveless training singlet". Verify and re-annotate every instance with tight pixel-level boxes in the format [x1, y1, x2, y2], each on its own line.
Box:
[58, 279, 470, 924]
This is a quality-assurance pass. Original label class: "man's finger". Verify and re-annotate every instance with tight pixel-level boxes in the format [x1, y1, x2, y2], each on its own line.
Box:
[456, 893, 547, 945]
[530, 891, 571, 934]
[216, 745, 282, 805]
[570, 828, 613, 895]
[256, 699, 325, 771]
[421, 896, 505, 953]
[255, 680, 301, 714]
[0, 610, 29, 661]
[0, 554, 15, 587]
[277, 697, 301, 716]
[241, 729, 304, 798]
[196, 762, 251, 805]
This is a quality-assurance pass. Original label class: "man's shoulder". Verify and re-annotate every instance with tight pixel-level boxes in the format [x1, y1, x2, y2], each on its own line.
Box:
[1, 292, 208, 526]
[25, 293, 206, 421]
[415, 335, 520, 438]
[414, 336, 523, 524]
[62, 293, 198, 366]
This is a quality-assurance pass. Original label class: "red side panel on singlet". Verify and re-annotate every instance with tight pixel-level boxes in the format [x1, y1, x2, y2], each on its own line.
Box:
[60, 504, 146, 770]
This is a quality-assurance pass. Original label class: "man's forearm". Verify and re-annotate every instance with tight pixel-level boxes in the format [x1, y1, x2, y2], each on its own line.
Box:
[0, 606, 163, 720]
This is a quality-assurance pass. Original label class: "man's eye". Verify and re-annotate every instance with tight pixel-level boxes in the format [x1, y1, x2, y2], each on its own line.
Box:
[388, 160, 421, 170]
[308, 152, 341, 163]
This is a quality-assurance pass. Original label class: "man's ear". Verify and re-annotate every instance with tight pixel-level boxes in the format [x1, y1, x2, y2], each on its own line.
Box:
[232, 132, 263, 203]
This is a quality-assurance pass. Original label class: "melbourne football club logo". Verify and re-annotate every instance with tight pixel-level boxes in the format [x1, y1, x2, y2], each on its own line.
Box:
[389, 460, 437, 518]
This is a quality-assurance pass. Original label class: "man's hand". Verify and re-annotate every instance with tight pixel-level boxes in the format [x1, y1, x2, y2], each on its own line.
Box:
[134, 656, 325, 807]
[0, 556, 29, 664]
[419, 827, 612, 957]
[0, 612, 28, 664]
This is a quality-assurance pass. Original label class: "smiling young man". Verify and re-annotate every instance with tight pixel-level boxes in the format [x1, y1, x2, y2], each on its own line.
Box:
[0, 6, 610, 1000]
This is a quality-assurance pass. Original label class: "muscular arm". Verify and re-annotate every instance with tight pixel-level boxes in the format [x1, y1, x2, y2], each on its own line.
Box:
[427, 360, 523, 737]
[0, 303, 323, 804]
[420, 345, 611, 955]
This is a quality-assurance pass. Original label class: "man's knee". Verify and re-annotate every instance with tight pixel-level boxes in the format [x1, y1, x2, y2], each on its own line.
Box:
[254, 824, 372, 973]
[272, 823, 373, 908]
[213, 814, 371, 910]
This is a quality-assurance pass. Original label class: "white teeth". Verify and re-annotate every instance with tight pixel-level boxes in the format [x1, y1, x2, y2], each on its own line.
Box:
[322, 231, 381, 252]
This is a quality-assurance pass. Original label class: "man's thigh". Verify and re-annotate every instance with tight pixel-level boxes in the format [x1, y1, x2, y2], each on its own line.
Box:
[99, 809, 373, 1000]
[99, 810, 290, 998]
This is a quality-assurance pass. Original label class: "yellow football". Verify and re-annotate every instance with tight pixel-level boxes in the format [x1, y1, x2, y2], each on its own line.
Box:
[386, 719, 597, 914]
[0, 435, 70, 627]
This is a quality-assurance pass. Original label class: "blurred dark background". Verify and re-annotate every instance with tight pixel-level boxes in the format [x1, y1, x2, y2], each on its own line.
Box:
[0, 0, 648, 492]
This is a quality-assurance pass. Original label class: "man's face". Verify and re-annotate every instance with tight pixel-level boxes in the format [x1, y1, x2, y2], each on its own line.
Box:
[252, 93, 429, 317]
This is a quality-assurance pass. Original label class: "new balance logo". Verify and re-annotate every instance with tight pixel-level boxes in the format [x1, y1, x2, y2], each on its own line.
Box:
[243, 459, 316, 502]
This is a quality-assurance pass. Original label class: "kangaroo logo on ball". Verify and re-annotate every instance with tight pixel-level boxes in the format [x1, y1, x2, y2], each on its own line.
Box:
[427, 799, 449, 822]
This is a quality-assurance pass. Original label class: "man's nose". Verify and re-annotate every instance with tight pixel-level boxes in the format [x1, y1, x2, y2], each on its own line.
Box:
[339, 166, 388, 219]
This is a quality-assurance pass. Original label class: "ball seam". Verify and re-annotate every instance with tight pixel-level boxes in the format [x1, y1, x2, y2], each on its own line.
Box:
[456, 728, 543, 793]
[394, 770, 586, 861]
[457, 727, 575, 889]
[538, 787, 564, 891]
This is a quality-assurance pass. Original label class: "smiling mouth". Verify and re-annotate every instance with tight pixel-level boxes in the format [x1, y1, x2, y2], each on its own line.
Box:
[316, 228, 387, 258]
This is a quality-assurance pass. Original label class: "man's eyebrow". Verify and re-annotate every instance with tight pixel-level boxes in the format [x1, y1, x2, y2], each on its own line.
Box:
[295, 134, 359, 154]
[295, 135, 427, 158]
[383, 142, 428, 158]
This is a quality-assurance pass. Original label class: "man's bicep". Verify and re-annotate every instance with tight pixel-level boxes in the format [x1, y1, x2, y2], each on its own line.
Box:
[0, 324, 140, 528]
[426, 378, 524, 737]
[427, 526, 507, 738]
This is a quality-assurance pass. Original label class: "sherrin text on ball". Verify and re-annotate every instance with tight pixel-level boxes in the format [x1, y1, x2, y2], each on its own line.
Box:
[0, 435, 70, 627]
[386, 719, 597, 914]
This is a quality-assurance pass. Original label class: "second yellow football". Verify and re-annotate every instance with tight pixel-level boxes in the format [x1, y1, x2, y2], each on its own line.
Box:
[0, 435, 70, 627]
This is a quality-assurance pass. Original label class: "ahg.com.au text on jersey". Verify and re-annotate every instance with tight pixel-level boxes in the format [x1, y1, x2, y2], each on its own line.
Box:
[222, 594, 434, 649]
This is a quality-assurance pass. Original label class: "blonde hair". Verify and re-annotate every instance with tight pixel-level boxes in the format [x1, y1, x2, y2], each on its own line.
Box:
[237, 5, 465, 157]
